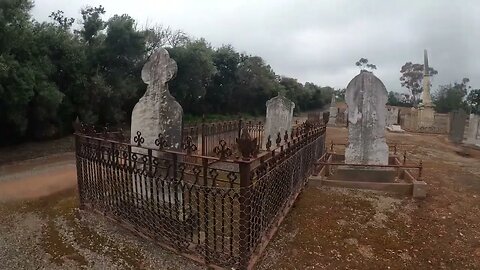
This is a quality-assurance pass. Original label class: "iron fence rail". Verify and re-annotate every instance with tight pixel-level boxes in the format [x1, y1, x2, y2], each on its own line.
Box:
[75, 121, 326, 269]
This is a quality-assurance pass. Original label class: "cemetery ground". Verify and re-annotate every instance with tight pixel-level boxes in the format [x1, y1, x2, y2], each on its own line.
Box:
[0, 127, 479, 269]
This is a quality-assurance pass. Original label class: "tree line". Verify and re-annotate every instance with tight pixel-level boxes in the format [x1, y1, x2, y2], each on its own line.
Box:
[0, 0, 333, 145]
[357, 58, 480, 113]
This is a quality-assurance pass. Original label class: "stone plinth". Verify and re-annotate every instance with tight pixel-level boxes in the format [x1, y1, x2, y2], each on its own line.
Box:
[262, 95, 295, 149]
[345, 71, 388, 165]
[417, 106, 435, 128]
[131, 48, 183, 151]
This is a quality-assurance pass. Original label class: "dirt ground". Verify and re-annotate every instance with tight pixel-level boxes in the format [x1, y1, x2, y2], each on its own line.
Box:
[0, 127, 479, 269]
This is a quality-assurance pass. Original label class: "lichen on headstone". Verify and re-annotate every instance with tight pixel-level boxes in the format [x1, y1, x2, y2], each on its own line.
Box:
[345, 71, 389, 165]
[262, 95, 295, 149]
[130, 48, 183, 151]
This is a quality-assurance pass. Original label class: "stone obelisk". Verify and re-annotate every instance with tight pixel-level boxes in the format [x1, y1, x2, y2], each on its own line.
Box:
[328, 93, 337, 126]
[418, 49, 435, 128]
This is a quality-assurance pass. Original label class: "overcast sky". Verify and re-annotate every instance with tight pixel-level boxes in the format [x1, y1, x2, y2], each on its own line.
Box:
[31, 0, 480, 93]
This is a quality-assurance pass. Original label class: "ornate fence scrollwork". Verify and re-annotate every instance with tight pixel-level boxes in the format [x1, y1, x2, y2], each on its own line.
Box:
[236, 128, 258, 160]
[155, 133, 168, 149]
[213, 140, 233, 160]
[74, 119, 326, 269]
[133, 131, 145, 146]
[182, 135, 197, 155]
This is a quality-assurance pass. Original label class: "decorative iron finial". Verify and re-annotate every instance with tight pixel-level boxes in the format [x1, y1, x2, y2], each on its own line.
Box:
[133, 131, 145, 146]
[276, 132, 282, 146]
[155, 133, 168, 149]
[214, 140, 233, 160]
[266, 135, 272, 150]
[183, 136, 197, 155]
[236, 127, 258, 160]
[284, 130, 289, 143]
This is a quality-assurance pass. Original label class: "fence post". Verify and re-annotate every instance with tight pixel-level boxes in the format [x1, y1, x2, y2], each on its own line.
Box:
[75, 134, 85, 209]
[201, 115, 206, 156]
[238, 160, 252, 268]
[238, 117, 243, 138]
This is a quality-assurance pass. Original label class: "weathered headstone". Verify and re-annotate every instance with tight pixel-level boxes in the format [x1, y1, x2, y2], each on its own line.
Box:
[464, 114, 480, 147]
[328, 93, 337, 126]
[131, 48, 182, 151]
[345, 71, 388, 165]
[307, 112, 321, 123]
[262, 95, 295, 149]
[449, 109, 467, 143]
[386, 106, 400, 126]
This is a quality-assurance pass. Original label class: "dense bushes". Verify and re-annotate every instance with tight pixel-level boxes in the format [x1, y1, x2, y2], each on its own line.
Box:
[0, 1, 333, 145]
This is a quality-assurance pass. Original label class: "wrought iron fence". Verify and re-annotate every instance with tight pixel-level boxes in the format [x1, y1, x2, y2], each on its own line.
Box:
[183, 119, 264, 156]
[74, 121, 326, 269]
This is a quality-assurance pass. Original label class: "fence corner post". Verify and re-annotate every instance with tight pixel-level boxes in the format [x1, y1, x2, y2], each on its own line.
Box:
[238, 160, 252, 268]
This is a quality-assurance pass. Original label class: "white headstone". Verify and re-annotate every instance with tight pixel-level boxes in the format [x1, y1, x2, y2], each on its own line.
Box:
[262, 95, 295, 149]
[386, 106, 400, 126]
[345, 71, 389, 165]
[131, 48, 183, 151]
[464, 114, 480, 147]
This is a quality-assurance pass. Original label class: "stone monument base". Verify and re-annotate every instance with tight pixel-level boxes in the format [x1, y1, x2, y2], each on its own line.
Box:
[333, 166, 396, 183]
[417, 106, 435, 128]
[311, 152, 426, 198]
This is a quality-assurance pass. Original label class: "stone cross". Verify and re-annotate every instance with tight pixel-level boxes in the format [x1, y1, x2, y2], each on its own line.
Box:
[131, 48, 183, 151]
[262, 95, 295, 149]
[345, 71, 389, 165]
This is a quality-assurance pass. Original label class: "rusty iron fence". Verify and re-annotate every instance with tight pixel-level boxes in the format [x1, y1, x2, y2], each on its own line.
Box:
[182, 119, 265, 156]
[74, 120, 326, 269]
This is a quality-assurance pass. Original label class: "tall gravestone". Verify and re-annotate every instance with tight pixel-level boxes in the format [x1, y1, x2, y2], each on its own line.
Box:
[262, 95, 295, 149]
[464, 114, 480, 147]
[328, 93, 337, 126]
[131, 48, 183, 151]
[345, 71, 388, 165]
[449, 109, 467, 144]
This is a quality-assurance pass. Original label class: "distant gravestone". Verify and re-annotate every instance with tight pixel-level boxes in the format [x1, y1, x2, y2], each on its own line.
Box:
[386, 106, 400, 126]
[449, 109, 467, 144]
[464, 114, 480, 147]
[307, 112, 321, 123]
[131, 48, 183, 151]
[328, 93, 337, 126]
[345, 71, 389, 165]
[262, 95, 295, 149]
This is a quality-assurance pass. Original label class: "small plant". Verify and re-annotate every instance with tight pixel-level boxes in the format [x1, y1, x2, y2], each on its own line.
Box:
[355, 58, 377, 71]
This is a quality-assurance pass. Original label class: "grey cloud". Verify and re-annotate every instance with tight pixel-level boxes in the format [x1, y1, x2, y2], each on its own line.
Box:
[32, 0, 480, 93]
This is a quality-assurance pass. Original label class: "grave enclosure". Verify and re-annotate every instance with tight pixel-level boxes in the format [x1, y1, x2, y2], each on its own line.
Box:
[74, 48, 326, 269]
[313, 71, 426, 198]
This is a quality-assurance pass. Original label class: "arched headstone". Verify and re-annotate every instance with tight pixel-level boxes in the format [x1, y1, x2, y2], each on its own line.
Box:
[262, 95, 295, 149]
[345, 71, 388, 165]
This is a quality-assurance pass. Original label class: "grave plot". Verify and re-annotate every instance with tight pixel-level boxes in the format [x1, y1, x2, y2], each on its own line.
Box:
[73, 48, 327, 270]
[311, 71, 426, 198]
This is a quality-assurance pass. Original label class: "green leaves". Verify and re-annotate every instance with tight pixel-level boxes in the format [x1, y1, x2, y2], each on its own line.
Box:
[400, 61, 438, 105]
[0, 2, 335, 145]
